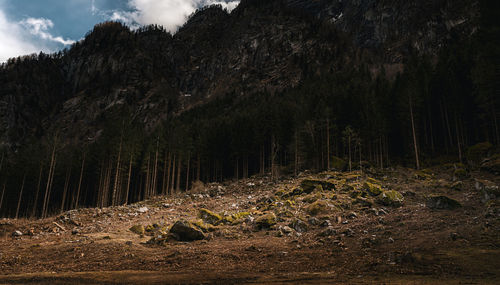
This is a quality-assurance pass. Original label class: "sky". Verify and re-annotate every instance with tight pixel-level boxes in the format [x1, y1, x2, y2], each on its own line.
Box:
[0, 0, 239, 62]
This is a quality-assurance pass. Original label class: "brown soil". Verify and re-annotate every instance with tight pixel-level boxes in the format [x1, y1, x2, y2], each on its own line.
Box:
[0, 166, 499, 284]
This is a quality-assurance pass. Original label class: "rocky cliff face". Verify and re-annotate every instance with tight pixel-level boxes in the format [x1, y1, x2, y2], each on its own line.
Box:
[0, 0, 479, 150]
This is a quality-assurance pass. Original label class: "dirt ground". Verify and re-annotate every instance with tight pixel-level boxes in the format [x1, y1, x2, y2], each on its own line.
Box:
[0, 166, 499, 284]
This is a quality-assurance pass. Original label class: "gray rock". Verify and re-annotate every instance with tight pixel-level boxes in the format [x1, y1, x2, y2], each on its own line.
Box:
[320, 220, 331, 227]
[308, 217, 320, 226]
[426, 196, 462, 210]
[290, 219, 308, 233]
[12, 230, 22, 237]
[318, 227, 337, 237]
[169, 220, 205, 241]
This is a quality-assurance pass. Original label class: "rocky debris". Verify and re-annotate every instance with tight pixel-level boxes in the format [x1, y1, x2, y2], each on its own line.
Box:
[169, 220, 205, 241]
[451, 181, 464, 191]
[129, 225, 145, 235]
[318, 227, 337, 237]
[12, 230, 22, 237]
[308, 217, 320, 226]
[466, 142, 493, 167]
[222, 212, 251, 225]
[277, 225, 294, 236]
[290, 219, 308, 233]
[480, 154, 500, 174]
[300, 178, 336, 194]
[198, 208, 222, 225]
[255, 213, 277, 229]
[453, 167, 469, 181]
[427, 196, 462, 210]
[137, 207, 149, 213]
[377, 190, 404, 207]
[363, 181, 382, 196]
[475, 179, 499, 203]
[320, 220, 331, 227]
[306, 200, 328, 215]
[72, 228, 80, 235]
[347, 212, 358, 219]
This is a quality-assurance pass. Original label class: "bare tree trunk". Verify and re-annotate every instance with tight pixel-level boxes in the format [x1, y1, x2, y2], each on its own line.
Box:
[125, 154, 133, 205]
[185, 152, 190, 191]
[428, 107, 435, 153]
[410, 97, 420, 170]
[170, 154, 176, 194]
[196, 153, 201, 181]
[0, 183, 5, 213]
[326, 118, 330, 170]
[42, 142, 57, 218]
[348, 134, 352, 172]
[75, 153, 85, 209]
[112, 137, 123, 206]
[165, 153, 172, 195]
[15, 174, 26, 219]
[60, 167, 71, 213]
[455, 113, 463, 163]
[161, 152, 167, 195]
[379, 136, 384, 168]
[152, 139, 159, 197]
[145, 154, 150, 199]
[31, 164, 43, 217]
[176, 155, 181, 192]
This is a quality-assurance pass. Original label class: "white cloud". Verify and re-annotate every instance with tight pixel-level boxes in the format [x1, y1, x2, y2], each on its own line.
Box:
[0, 6, 74, 62]
[0, 9, 39, 62]
[109, 0, 240, 33]
[21, 17, 75, 46]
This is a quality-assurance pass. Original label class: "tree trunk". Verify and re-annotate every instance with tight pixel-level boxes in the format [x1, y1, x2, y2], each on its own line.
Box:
[0, 183, 5, 213]
[185, 152, 190, 191]
[75, 153, 86, 209]
[410, 97, 420, 170]
[60, 167, 71, 213]
[31, 164, 43, 217]
[15, 174, 26, 219]
[112, 137, 123, 206]
[196, 153, 201, 181]
[348, 134, 352, 172]
[125, 154, 133, 205]
[455, 113, 463, 163]
[170, 154, 176, 193]
[42, 143, 57, 218]
[326, 118, 330, 170]
[176, 155, 181, 192]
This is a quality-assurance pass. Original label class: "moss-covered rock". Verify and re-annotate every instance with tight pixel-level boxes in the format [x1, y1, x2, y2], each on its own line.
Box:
[301, 178, 336, 194]
[255, 212, 277, 229]
[189, 219, 217, 233]
[453, 168, 468, 180]
[289, 218, 308, 233]
[426, 196, 462, 210]
[169, 220, 205, 241]
[198, 208, 223, 225]
[467, 142, 493, 167]
[129, 225, 145, 235]
[331, 156, 347, 171]
[223, 212, 251, 225]
[415, 170, 432, 180]
[306, 200, 328, 215]
[302, 193, 322, 203]
[481, 154, 500, 174]
[377, 190, 404, 207]
[363, 181, 382, 196]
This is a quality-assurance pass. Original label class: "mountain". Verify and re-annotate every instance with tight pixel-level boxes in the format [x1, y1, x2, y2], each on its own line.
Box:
[0, 0, 497, 218]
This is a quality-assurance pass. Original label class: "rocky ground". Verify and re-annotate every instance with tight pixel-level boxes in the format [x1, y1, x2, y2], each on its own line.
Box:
[0, 164, 499, 284]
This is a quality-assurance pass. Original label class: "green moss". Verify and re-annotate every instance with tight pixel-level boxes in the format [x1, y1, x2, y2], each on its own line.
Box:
[285, 200, 295, 207]
[306, 200, 328, 216]
[189, 219, 217, 233]
[453, 168, 468, 180]
[223, 212, 251, 225]
[331, 156, 347, 171]
[129, 225, 145, 235]
[415, 170, 432, 180]
[255, 212, 277, 229]
[301, 178, 336, 194]
[377, 190, 404, 207]
[302, 192, 322, 203]
[198, 208, 223, 225]
[363, 181, 382, 196]
[467, 142, 493, 166]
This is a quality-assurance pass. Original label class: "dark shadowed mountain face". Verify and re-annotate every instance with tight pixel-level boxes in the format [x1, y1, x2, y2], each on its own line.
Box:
[1, 0, 497, 219]
[0, 0, 478, 150]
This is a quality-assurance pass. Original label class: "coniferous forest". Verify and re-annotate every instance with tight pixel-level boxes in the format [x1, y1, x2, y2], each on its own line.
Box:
[0, 0, 498, 219]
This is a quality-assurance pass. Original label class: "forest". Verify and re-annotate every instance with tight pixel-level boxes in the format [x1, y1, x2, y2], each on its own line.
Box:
[0, 0, 498, 219]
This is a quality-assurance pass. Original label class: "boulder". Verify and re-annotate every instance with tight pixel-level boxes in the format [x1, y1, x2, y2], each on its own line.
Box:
[481, 154, 500, 174]
[301, 178, 336, 194]
[129, 225, 145, 235]
[306, 200, 328, 215]
[169, 220, 205, 241]
[363, 181, 382, 196]
[290, 219, 308, 233]
[377, 190, 404, 207]
[255, 212, 277, 229]
[466, 142, 493, 167]
[426, 196, 462, 210]
[198, 208, 222, 225]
